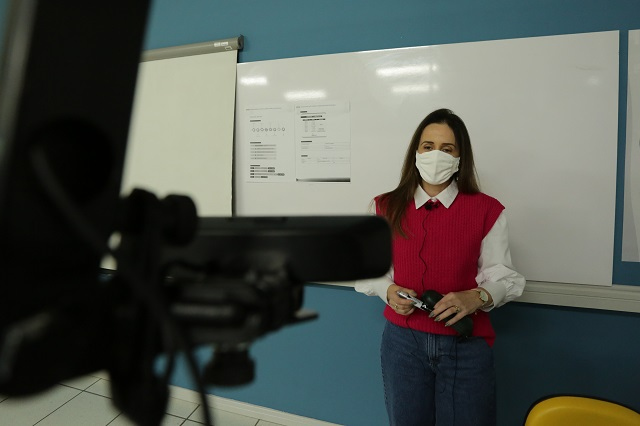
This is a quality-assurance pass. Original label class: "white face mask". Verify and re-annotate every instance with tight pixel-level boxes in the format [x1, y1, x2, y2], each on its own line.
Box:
[415, 150, 460, 185]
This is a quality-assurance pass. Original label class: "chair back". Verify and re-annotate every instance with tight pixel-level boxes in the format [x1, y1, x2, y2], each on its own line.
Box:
[524, 395, 640, 426]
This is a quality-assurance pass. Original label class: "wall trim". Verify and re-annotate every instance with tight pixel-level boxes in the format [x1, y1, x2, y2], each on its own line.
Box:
[515, 281, 640, 313]
[320, 280, 640, 314]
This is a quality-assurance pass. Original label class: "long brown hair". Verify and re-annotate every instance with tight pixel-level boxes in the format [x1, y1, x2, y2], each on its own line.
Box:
[377, 108, 480, 237]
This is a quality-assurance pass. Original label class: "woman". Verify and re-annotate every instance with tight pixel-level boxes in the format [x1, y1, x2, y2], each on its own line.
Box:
[355, 108, 525, 426]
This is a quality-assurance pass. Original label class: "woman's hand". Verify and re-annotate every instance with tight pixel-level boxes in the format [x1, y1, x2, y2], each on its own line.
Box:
[430, 289, 491, 326]
[386, 284, 417, 316]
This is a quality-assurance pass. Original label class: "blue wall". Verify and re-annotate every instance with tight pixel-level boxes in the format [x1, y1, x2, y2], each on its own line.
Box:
[2, 1, 639, 425]
[142, 1, 640, 425]
[169, 286, 640, 426]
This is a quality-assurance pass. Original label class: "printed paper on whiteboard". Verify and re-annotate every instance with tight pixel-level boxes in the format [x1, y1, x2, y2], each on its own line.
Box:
[294, 101, 351, 182]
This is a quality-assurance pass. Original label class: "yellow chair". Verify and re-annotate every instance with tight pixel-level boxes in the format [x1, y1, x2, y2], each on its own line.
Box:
[524, 396, 640, 426]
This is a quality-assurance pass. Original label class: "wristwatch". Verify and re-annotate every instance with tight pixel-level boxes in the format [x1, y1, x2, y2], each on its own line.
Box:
[474, 288, 489, 308]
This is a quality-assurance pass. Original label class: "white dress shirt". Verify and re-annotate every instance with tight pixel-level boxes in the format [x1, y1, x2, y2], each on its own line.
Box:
[354, 181, 525, 310]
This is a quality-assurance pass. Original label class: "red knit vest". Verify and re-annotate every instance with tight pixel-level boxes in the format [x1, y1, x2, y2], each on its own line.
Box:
[378, 192, 504, 346]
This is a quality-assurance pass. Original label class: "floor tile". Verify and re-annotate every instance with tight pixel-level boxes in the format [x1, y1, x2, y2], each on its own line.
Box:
[37, 391, 120, 426]
[64, 376, 203, 423]
[106, 410, 185, 426]
[165, 396, 198, 419]
[106, 413, 137, 426]
[1, 380, 281, 426]
[160, 414, 187, 426]
[85, 379, 198, 420]
[0, 385, 80, 426]
[85, 378, 112, 398]
[190, 406, 258, 426]
[59, 375, 101, 391]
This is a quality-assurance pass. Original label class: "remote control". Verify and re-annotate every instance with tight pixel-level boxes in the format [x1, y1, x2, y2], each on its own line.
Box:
[421, 290, 473, 338]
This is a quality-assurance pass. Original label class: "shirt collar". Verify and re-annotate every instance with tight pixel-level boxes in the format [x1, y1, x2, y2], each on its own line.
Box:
[414, 180, 459, 209]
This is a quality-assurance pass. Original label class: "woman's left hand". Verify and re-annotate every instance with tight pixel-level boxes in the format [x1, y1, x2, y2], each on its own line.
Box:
[429, 290, 486, 326]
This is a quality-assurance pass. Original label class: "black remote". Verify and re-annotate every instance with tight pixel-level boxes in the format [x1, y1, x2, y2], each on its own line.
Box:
[422, 290, 474, 338]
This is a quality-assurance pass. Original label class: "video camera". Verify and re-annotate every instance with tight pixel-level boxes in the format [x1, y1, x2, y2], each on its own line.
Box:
[0, 2, 391, 425]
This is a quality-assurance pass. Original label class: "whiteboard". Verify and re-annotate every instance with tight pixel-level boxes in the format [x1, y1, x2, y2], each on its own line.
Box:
[234, 31, 619, 287]
[122, 49, 237, 216]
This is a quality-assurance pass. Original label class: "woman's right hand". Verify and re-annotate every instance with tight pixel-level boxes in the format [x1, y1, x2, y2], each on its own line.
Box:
[387, 284, 417, 316]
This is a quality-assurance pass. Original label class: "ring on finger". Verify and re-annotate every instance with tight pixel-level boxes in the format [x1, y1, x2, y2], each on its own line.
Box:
[454, 305, 461, 313]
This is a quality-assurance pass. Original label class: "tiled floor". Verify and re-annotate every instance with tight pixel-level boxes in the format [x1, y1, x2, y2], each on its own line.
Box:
[0, 372, 281, 426]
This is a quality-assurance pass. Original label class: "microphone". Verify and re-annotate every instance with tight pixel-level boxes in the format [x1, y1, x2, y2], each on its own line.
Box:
[425, 200, 439, 210]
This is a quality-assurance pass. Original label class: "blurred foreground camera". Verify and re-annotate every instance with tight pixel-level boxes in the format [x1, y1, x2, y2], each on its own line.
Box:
[0, 1, 392, 425]
[161, 215, 391, 386]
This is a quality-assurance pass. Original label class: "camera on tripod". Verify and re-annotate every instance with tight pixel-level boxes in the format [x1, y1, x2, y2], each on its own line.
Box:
[160, 215, 392, 387]
[0, 2, 392, 424]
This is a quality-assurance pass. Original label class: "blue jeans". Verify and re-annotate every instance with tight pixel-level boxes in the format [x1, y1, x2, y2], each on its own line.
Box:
[381, 322, 496, 426]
